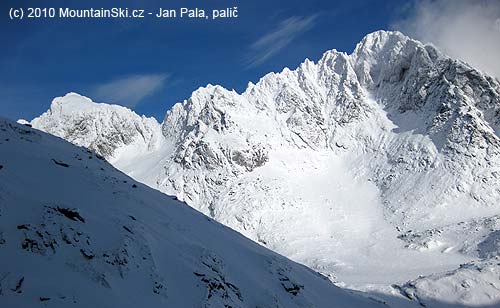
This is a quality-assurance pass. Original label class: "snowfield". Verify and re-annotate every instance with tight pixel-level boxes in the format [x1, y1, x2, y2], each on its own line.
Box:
[28, 30, 500, 306]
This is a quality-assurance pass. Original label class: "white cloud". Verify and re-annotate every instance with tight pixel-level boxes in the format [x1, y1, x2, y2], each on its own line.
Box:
[246, 15, 318, 68]
[392, 0, 500, 78]
[92, 74, 168, 107]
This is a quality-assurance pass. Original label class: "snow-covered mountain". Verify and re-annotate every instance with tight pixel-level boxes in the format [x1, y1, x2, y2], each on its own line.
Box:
[0, 118, 386, 307]
[30, 30, 500, 306]
[31, 93, 162, 162]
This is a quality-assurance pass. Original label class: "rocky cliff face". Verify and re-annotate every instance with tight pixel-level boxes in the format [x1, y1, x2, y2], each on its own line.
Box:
[30, 31, 500, 306]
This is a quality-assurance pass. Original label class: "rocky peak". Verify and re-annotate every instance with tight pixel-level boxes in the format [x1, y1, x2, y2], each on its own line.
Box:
[31, 93, 161, 160]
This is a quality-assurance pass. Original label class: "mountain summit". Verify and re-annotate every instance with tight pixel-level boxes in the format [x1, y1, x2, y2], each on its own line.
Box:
[30, 30, 500, 306]
[32, 92, 162, 162]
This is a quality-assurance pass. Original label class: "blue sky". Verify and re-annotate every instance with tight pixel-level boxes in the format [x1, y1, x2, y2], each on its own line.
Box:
[0, 0, 413, 121]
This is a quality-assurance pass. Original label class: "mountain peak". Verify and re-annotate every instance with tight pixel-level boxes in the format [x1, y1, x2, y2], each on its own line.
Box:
[47, 92, 95, 114]
[360, 30, 407, 44]
[31, 94, 161, 160]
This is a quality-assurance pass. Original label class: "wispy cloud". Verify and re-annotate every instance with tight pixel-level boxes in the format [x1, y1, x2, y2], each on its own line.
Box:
[392, 0, 500, 78]
[92, 73, 168, 107]
[245, 15, 318, 68]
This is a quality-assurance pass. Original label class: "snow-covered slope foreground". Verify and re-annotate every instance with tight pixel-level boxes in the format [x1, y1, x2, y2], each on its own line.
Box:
[31, 30, 500, 306]
[0, 118, 387, 307]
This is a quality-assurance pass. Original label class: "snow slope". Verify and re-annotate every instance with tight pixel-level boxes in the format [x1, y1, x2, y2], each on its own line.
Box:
[0, 118, 388, 307]
[30, 31, 500, 306]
